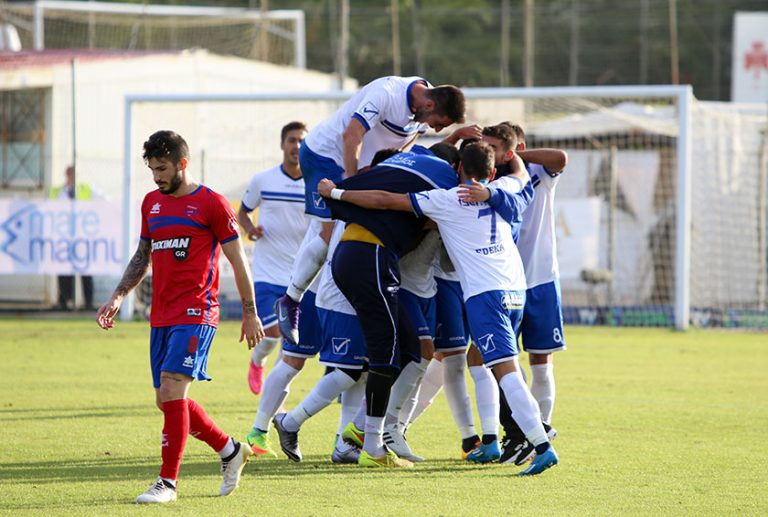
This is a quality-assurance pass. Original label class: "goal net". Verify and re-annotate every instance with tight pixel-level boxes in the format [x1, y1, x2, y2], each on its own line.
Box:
[120, 87, 768, 329]
[2, 0, 305, 67]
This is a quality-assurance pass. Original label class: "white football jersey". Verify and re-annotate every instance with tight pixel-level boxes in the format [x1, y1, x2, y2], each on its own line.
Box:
[410, 187, 526, 301]
[432, 244, 460, 282]
[315, 222, 356, 316]
[304, 76, 429, 170]
[518, 163, 561, 288]
[399, 229, 440, 298]
[241, 165, 309, 285]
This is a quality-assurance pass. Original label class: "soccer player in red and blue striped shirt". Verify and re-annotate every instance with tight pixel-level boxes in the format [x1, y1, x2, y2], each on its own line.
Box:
[97, 130, 265, 503]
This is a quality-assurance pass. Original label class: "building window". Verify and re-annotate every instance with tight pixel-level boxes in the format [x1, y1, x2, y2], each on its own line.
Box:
[1, 88, 47, 189]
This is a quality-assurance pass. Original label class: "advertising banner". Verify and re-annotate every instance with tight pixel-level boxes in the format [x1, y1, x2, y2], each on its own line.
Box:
[731, 12, 768, 103]
[0, 200, 123, 275]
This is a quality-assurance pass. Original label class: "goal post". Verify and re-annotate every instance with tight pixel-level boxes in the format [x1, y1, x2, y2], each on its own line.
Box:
[6, 0, 306, 68]
[118, 86, 768, 330]
[465, 85, 694, 330]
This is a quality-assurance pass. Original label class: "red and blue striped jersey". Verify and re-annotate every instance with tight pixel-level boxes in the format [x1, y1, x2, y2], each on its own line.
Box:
[140, 185, 240, 328]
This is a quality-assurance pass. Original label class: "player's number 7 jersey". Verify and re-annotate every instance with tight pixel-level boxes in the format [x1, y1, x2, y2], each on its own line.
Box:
[408, 187, 526, 301]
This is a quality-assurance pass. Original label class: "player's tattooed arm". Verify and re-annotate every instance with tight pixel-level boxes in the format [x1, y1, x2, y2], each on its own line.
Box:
[242, 299, 257, 315]
[114, 240, 151, 297]
[97, 240, 150, 329]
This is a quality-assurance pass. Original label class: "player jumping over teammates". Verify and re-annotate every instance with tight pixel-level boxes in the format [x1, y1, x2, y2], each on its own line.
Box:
[274, 76, 466, 347]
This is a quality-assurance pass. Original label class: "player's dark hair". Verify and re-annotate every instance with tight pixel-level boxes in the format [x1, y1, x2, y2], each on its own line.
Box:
[429, 142, 461, 170]
[482, 124, 518, 153]
[458, 137, 480, 152]
[281, 121, 307, 143]
[370, 148, 401, 167]
[498, 121, 526, 148]
[427, 85, 466, 124]
[142, 130, 189, 164]
[461, 142, 495, 181]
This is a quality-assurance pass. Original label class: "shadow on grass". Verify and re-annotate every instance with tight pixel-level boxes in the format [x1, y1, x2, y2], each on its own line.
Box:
[1, 452, 528, 486]
[0, 404, 149, 422]
[0, 402, 282, 421]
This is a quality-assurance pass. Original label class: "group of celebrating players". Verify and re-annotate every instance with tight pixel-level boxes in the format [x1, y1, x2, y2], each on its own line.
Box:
[96, 75, 567, 504]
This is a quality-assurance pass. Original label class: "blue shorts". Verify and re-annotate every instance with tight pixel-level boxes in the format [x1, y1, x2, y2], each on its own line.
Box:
[519, 280, 566, 353]
[254, 281, 286, 329]
[434, 278, 469, 352]
[465, 290, 525, 367]
[318, 308, 368, 369]
[149, 324, 217, 388]
[299, 143, 344, 219]
[399, 289, 436, 340]
[282, 290, 323, 358]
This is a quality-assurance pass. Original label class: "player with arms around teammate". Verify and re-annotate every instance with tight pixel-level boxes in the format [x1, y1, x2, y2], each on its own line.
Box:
[275, 76, 466, 346]
[238, 121, 309, 395]
[96, 130, 265, 503]
[319, 142, 558, 475]
[473, 122, 567, 465]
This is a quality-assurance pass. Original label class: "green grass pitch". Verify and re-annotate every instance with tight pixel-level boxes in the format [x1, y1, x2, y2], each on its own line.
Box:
[1, 319, 766, 515]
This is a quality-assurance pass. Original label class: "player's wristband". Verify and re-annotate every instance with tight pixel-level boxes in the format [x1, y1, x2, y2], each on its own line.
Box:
[330, 188, 345, 200]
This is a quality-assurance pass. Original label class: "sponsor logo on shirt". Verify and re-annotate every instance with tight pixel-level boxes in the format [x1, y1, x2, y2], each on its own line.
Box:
[150, 203, 161, 214]
[387, 154, 416, 167]
[183, 355, 194, 368]
[475, 243, 505, 255]
[187, 308, 202, 317]
[360, 102, 380, 121]
[228, 218, 239, 233]
[312, 192, 327, 210]
[501, 291, 524, 310]
[477, 333, 496, 353]
[332, 337, 350, 355]
[186, 204, 198, 216]
[152, 237, 191, 261]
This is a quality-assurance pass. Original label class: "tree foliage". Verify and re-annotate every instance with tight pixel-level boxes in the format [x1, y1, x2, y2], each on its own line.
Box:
[81, 0, 768, 99]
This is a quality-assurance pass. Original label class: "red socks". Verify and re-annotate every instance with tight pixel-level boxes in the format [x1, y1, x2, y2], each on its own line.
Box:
[187, 398, 230, 452]
[159, 399, 189, 480]
[158, 398, 231, 481]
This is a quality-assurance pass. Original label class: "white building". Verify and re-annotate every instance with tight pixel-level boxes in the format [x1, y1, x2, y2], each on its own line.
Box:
[0, 48, 355, 306]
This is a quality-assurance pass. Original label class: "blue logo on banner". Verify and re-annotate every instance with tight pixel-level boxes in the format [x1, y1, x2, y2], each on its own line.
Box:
[0, 201, 121, 273]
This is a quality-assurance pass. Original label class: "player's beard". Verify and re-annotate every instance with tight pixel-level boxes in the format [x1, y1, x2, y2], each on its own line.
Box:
[412, 106, 431, 122]
[158, 170, 183, 195]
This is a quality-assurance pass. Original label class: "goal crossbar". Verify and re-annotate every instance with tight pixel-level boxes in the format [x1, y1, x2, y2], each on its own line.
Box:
[119, 85, 693, 329]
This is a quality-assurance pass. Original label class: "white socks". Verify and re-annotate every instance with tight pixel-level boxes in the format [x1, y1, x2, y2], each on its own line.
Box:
[384, 360, 428, 429]
[363, 415, 386, 456]
[469, 365, 499, 437]
[530, 363, 555, 424]
[251, 336, 281, 366]
[336, 372, 368, 447]
[217, 438, 236, 458]
[253, 360, 299, 431]
[352, 397, 367, 430]
[286, 226, 329, 301]
[498, 370, 548, 446]
[282, 369, 357, 432]
[442, 354, 476, 439]
[338, 373, 366, 438]
[405, 357, 444, 425]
